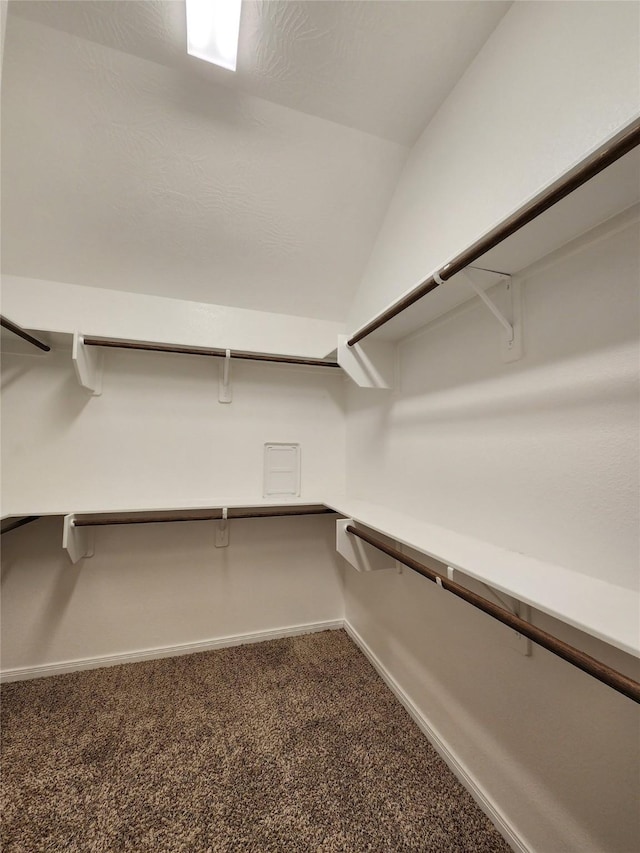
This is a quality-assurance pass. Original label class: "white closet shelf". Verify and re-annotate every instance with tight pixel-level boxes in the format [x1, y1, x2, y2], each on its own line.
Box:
[1, 329, 340, 367]
[1, 330, 342, 397]
[350, 142, 640, 345]
[3, 500, 336, 563]
[1, 498, 331, 522]
[6, 494, 637, 658]
[325, 496, 639, 658]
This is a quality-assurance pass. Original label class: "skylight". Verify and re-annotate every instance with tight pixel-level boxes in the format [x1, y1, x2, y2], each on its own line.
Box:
[185, 0, 242, 72]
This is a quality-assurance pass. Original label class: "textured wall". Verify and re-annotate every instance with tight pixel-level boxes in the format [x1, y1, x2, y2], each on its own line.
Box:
[348, 0, 640, 331]
[344, 201, 640, 853]
[8, 0, 510, 145]
[1, 15, 406, 321]
[343, 4, 640, 849]
[1, 513, 344, 673]
[1, 327, 347, 672]
[1, 343, 346, 516]
[0, 276, 344, 358]
[349, 223, 639, 588]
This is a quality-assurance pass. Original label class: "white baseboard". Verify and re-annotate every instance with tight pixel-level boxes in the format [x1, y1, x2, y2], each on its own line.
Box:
[0, 619, 344, 683]
[343, 620, 529, 853]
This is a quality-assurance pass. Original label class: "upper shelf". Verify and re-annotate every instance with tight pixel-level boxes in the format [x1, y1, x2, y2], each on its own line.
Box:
[0, 496, 330, 523]
[325, 496, 639, 658]
[0, 328, 343, 398]
[353, 133, 640, 344]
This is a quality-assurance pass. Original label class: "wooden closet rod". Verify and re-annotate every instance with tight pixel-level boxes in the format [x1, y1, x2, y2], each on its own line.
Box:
[0, 316, 50, 352]
[0, 516, 41, 535]
[82, 337, 340, 369]
[346, 525, 640, 704]
[348, 118, 640, 346]
[74, 505, 336, 527]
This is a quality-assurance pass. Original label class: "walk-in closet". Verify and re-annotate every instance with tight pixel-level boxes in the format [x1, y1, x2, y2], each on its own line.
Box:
[1, 2, 639, 851]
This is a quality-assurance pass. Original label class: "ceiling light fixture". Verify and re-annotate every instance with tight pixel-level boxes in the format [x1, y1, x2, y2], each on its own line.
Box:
[185, 0, 242, 72]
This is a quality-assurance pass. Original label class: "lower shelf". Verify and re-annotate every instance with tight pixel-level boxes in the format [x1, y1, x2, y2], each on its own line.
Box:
[325, 496, 639, 658]
[4, 494, 636, 659]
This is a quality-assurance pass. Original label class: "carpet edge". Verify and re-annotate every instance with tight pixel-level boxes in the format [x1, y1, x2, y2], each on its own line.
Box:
[342, 620, 531, 853]
[1, 616, 529, 853]
[0, 620, 344, 683]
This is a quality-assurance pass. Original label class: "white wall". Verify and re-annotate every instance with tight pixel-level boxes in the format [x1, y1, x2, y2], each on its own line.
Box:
[1, 337, 346, 515]
[344, 191, 640, 853]
[1, 3, 638, 850]
[343, 4, 640, 850]
[1, 13, 408, 322]
[0, 1, 7, 74]
[346, 573, 639, 853]
[348, 0, 640, 331]
[1, 286, 347, 670]
[1, 513, 344, 674]
[0, 275, 344, 358]
[349, 222, 639, 588]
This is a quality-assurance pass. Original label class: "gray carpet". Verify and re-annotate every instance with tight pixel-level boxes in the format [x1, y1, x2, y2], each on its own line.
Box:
[1, 629, 510, 852]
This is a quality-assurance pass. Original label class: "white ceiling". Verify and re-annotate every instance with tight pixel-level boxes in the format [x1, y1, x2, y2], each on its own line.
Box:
[2, 1, 510, 320]
[7, 1, 511, 145]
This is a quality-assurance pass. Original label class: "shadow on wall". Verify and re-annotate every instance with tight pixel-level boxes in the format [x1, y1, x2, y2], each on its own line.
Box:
[345, 563, 640, 851]
[103, 348, 348, 412]
[0, 512, 346, 671]
[2, 351, 94, 425]
[1, 361, 32, 392]
[0, 516, 83, 666]
[394, 223, 639, 403]
[390, 341, 636, 428]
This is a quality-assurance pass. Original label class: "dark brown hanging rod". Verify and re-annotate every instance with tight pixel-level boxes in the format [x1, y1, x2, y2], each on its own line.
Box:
[82, 337, 340, 369]
[346, 524, 640, 704]
[0, 516, 41, 535]
[74, 505, 336, 527]
[348, 118, 640, 346]
[0, 316, 50, 352]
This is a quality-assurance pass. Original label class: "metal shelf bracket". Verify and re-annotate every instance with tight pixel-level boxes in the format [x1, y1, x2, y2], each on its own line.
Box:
[463, 269, 523, 363]
[476, 577, 532, 656]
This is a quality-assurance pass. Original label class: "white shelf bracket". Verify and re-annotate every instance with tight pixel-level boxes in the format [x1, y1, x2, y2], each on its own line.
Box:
[464, 270, 513, 338]
[219, 349, 232, 403]
[62, 514, 94, 564]
[72, 333, 103, 395]
[215, 507, 229, 548]
[336, 519, 395, 572]
[463, 270, 523, 363]
[337, 335, 395, 389]
[510, 602, 533, 657]
[478, 580, 532, 657]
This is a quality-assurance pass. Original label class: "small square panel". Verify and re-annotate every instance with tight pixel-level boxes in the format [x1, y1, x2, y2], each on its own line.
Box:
[263, 444, 301, 497]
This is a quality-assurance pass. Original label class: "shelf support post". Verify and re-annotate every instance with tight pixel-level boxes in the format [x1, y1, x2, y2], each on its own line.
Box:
[215, 507, 229, 547]
[63, 514, 94, 564]
[463, 271, 513, 339]
[463, 270, 522, 363]
[475, 577, 532, 656]
[73, 333, 103, 395]
[219, 349, 232, 403]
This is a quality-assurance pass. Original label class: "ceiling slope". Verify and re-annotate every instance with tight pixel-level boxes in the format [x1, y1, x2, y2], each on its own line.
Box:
[2, 2, 510, 320]
[9, 1, 511, 144]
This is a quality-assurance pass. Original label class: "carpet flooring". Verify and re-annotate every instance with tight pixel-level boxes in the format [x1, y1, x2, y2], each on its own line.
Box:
[1, 629, 511, 852]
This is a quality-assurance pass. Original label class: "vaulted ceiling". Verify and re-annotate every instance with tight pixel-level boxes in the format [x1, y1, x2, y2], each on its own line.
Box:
[1, 1, 511, 320]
